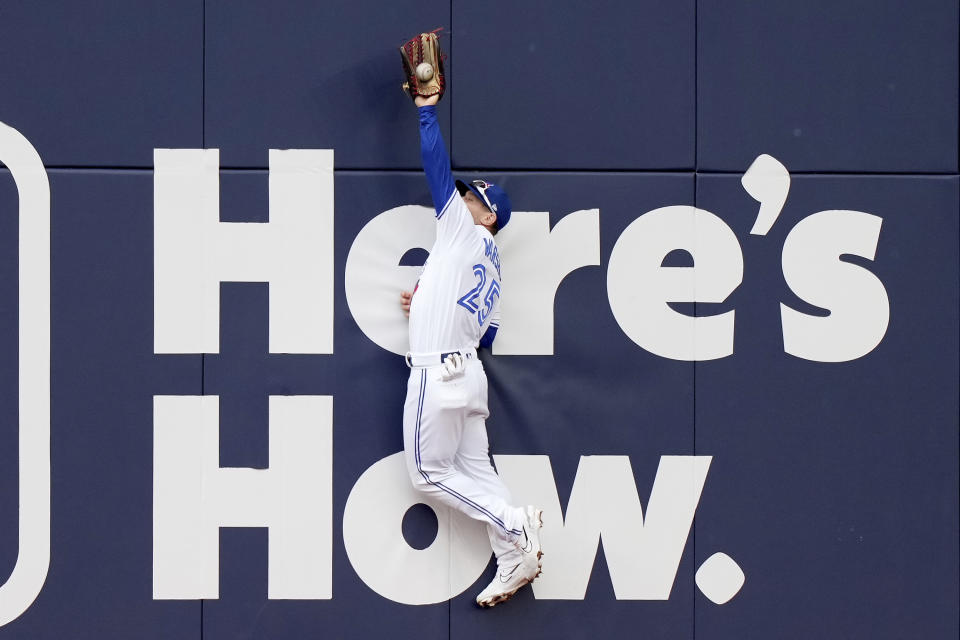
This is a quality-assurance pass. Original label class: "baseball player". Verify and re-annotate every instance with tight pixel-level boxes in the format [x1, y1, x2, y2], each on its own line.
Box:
[399, 92, 543, 608]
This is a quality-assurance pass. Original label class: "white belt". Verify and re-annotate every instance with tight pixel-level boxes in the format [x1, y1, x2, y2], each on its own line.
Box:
[405, 347, 477, 368]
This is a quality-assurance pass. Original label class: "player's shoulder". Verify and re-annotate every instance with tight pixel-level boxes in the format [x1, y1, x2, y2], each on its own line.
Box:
[438, 189, 462, 220]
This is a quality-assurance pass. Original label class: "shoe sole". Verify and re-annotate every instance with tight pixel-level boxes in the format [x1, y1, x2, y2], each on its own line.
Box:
[477, 562, 545, 609]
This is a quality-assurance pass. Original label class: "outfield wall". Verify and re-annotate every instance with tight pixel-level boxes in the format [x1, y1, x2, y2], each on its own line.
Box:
[0, 1, 957, 638]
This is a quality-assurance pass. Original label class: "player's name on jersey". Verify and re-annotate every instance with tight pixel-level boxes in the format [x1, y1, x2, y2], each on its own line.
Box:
[483, 236, 502, 279]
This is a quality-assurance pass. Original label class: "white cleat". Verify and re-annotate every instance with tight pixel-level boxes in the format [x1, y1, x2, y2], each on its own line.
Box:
[476, 506, 544, 609]
[475, 561, 536, 608]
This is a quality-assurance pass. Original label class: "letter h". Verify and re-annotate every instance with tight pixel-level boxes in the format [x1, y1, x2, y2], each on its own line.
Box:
[153, 396, 332, 599]
[154, 148, 334, 354]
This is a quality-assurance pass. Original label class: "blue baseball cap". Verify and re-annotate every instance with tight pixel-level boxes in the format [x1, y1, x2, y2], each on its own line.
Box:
[456, 179, 512, 230]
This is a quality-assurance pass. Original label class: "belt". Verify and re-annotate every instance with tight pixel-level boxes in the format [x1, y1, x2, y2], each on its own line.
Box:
[405, 347, 477, 368]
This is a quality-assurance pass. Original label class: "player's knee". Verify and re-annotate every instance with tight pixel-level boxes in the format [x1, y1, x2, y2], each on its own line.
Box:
[409, 471, 431, 493]
[408, 460, 452, 492]
[406, 461, 432, 491]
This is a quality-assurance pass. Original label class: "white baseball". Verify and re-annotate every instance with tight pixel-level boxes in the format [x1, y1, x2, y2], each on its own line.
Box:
[416, 62, 434, 82]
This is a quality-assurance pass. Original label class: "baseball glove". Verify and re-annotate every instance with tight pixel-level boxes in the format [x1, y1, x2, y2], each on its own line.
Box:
[400, 30, 446, 100]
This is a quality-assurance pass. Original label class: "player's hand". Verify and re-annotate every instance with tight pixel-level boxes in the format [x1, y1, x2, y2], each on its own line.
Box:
[414, 94, 440, 108]
[400, 290, 414, 317]
[438, 353, 466, 382]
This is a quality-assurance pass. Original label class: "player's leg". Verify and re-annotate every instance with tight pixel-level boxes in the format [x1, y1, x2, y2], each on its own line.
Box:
[459, 419, 542, 607]
[458, 362, 544, 607]
[402, 366, 525, 539]
[403, 366, 463, 484]
[453, 410, 522, 568]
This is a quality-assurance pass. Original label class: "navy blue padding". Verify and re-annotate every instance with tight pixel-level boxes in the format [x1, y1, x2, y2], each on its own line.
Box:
[451, 1, 696, 170]
[204, 0, 450, 169]
[0, 1, 202, 167]
[698, 0, 959, 172]
[1, 0, 957, 636]
[693, 174, 959, 638]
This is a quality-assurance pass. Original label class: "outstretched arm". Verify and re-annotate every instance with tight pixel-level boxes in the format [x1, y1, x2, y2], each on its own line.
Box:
[416, 96, 458, 217]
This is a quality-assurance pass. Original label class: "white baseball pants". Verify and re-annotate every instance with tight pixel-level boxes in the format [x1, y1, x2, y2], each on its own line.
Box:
[403, 355, 524, 568]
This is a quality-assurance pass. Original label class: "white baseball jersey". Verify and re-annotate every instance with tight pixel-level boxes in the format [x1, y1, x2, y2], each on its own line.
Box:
[408, 190, 502, 354]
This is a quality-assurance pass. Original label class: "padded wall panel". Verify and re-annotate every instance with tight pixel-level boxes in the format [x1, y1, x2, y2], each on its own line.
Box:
[0, 169, 201, 638]
[693, 174, 960, 638]
[204, 1, 450, 169]
[698, 0, 959, 172]
[0, 1, 202, 167]
[451, 0, 696, 170]
[0, 1, 957, 637]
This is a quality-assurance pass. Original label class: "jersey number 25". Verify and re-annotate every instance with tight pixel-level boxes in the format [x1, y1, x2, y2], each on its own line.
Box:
[457, 264, 500, 326]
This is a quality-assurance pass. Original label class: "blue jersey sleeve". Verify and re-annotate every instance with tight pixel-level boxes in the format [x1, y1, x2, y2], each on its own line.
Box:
[478, 324, 498, 350]
[418, 105, 458, 217]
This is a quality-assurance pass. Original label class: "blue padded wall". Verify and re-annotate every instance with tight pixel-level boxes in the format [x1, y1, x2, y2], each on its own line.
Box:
[451, 0, 696, 170]
[698, 0, 959, 172]
[0, 1, 202, 167]
[1, 170, 201, 638]
[0, 1, 956, 638]
[204, 0, 451, 169]
[693, 174, 959, 638]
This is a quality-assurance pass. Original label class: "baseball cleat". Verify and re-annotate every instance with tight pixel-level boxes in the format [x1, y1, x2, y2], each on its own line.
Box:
[476, 507, 544, 608]
[516, 506, 544, 576]
[476, 561, 536, 608]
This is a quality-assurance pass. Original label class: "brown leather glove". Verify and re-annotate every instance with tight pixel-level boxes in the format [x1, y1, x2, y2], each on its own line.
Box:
[400, 30, 446, 101]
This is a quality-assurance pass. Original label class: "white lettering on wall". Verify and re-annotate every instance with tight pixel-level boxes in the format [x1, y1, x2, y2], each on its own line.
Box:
[495, 454, 711, 599]
[494, 210, 601, 355]
[339, 155, 889, 361]
[742, 153, 790, 236]
[781, 210, 889, 362]
[0, 121, 51, 627]
[607, 206, 743, 361]
[344, 205, 436, 355]
[153, 395, 332, 599]
[154, 149, 334, 354]
[341, 452, 713, 604]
